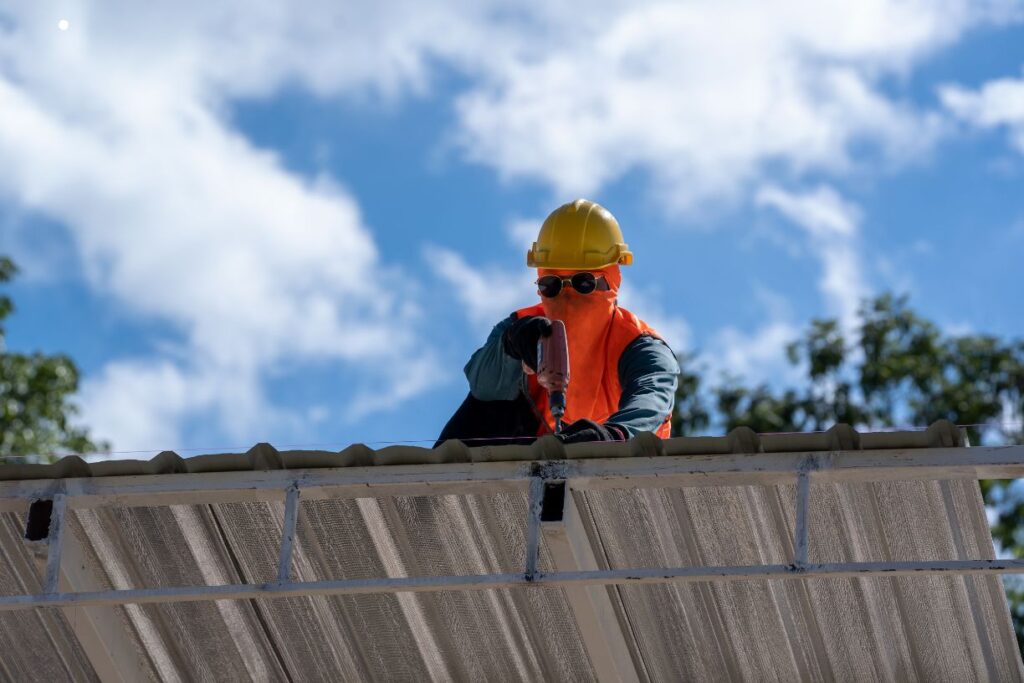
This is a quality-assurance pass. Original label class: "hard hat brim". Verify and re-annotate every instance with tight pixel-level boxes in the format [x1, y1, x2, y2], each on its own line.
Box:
[527, 245, 633, 270]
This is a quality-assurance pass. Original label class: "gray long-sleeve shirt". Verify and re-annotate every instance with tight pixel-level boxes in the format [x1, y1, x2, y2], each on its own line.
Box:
[465, 315, 679, 437]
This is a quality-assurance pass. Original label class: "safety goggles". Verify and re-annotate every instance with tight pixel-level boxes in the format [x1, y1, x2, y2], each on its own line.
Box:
[536, 272, 611, 298]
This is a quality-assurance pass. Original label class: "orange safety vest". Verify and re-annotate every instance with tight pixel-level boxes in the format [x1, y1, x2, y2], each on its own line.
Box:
[514, 303, 673, 438]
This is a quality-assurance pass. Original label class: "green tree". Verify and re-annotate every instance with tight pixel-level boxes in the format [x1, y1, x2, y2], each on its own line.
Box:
[0, 257, 106, 462]
[671, 352, 711, 437]
[673, 293, 1024, 650]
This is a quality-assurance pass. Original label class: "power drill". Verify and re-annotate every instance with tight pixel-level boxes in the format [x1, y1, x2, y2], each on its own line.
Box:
[536, 320, 570, 433]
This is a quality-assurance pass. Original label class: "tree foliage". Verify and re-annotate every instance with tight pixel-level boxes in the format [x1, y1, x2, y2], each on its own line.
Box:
[673, 293, 1024, 651]
[0, 257, 106, 461]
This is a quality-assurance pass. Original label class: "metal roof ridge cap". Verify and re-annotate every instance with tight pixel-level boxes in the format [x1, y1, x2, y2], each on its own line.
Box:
[826, 424, 861, 451]
[149, 450, 188, 474]
[87, 452, 186, 477]
[467, 443, 536, 463]
[0, 421, 982, 482]
[858, 420, 966, 450]
[335, 443, 375, 467]
[278, 449, 359, 469]
[373, 444, 445, 466]
[629, 432, 666, 458]
[760, 426, 862, 453]
[761, 432, 825, 453]
[186, 452, 252, 473]
[531, 435, 566, 460]
[925, 419, 963, 448]
[661, 434, 733, 456]
[245, 443, 283, 470]
[434, 439, 472, 463]
[727, 426, 761, 454]
[48, 455, 93, 480]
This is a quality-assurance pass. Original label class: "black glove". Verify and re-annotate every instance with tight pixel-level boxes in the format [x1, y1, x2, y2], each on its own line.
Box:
[503, 315, 553, 371]
[556, 419, 628, 444]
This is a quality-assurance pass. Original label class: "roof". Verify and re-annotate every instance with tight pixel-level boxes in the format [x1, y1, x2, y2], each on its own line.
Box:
[0, 419, 971, 481]
[0, 421, 1021, 681]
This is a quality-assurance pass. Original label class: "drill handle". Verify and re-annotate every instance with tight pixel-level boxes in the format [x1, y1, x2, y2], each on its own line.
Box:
[537, 320, 569, 433]
[536, 320, 569, 392]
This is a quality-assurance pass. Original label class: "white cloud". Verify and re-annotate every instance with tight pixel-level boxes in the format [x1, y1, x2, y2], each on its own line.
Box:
[27, 1, 983, 213]
[617, 284, 692, 353]
[424, 246, 534, 335]
[78, 361, 193, 455]
[756, 184, 868, 335]
[346, 354, 449, 422]
[453, 0, 1014, 209]
[425, 215, 545, 339]
[756, 185, 861, 239]
[505, 217, 542, 251]
[0, 4, 452, 452]
[697, 285, 800, 386]
[941, 67, 1024, 153]
[2, 2, 493, 105]
[705, 319, 803, 387]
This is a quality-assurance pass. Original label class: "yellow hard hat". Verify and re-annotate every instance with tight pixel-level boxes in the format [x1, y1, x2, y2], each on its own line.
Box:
[526, 199, 633, 270]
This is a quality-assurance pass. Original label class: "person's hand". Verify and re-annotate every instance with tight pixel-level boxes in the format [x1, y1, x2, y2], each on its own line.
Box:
[556, 419, 628, 444]
[503, 316, 553, 371]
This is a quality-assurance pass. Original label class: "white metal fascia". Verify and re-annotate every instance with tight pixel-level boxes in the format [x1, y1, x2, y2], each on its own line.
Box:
[1, 445, 1022, 513]
[58, 515, 152, 682]
[540, 483, 641, 683]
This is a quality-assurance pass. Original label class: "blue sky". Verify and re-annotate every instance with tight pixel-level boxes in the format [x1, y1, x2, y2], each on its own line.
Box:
[2, 2, 1024, 457]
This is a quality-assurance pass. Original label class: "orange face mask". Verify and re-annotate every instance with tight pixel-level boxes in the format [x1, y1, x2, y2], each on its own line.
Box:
[535, 265, 622, 425]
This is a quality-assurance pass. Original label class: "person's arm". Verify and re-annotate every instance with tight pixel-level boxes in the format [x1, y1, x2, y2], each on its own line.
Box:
[464, 316, 524, 401]
[606, 336, 679, 437]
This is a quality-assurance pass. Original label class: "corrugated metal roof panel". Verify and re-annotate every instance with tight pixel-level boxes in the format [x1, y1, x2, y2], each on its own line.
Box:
[0, 420, 969, 482]
[0, 512, 102, 681]
[56, 494, 595, 681]
[577, 480, 1020, 680]
[0, 422, 1020, 680]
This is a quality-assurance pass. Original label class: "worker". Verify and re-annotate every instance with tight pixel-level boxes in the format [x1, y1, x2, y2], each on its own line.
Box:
[436, 199, 679, 446]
